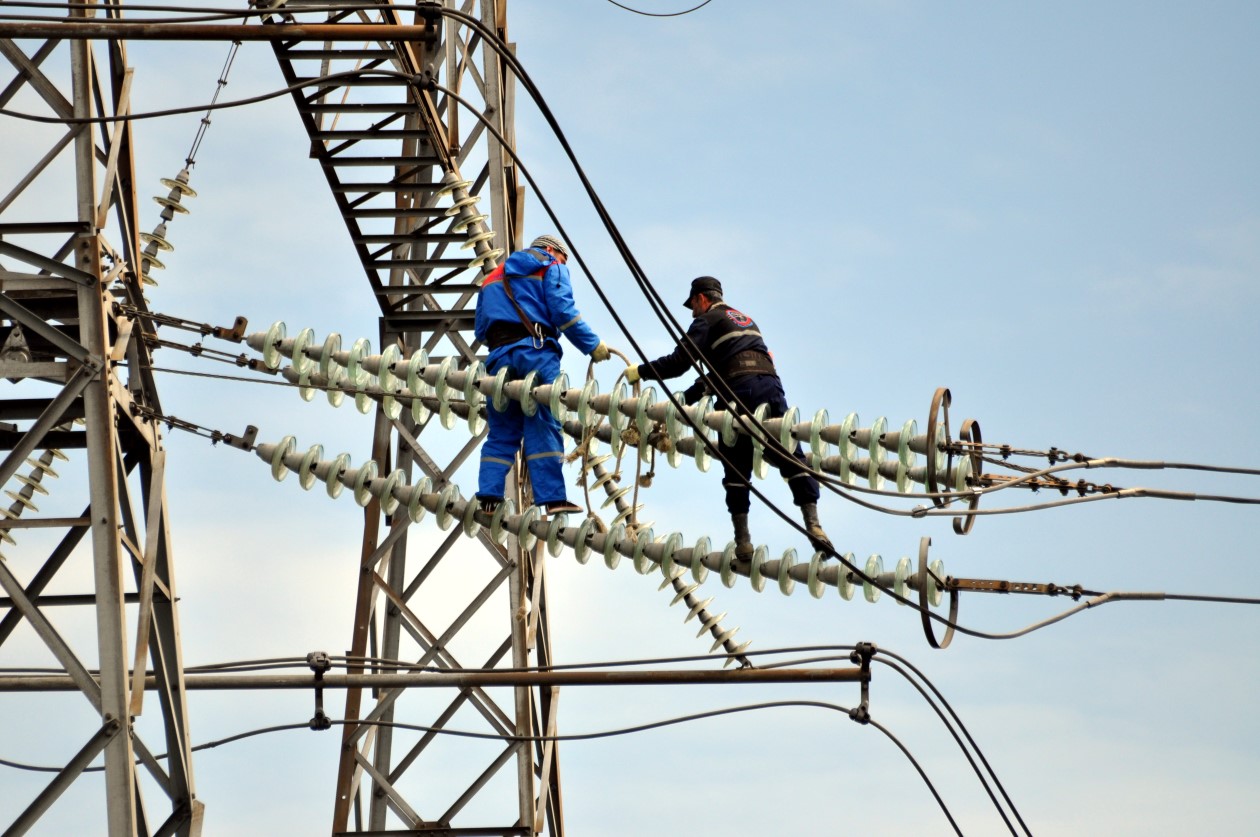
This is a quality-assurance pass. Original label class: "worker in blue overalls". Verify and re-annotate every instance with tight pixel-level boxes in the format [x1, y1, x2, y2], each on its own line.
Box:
[625, 276, 832, 561]
[475, 234, 610, 515]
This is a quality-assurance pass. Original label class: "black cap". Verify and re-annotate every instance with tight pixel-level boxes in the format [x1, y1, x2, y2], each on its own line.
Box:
[683, 275, 723, 307]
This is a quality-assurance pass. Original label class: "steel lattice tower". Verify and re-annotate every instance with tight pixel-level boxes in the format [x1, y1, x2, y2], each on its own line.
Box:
[1, 1, 569, 833]
[0, 4, 200, 833]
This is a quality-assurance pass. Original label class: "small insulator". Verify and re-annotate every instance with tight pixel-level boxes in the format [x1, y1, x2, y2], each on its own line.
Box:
[13, 474, 49, 496]
[696, 611, 726, 638]
[5, 490, 38, 513]
[461, 229, 496, 250]
[721, 640, 753, 667]
[669, 585, 699, 607]
[159, 168, 197, 198]
[443, 194, 481, 216]
[708, 627, 739, 653]
[140, 222, 175, 253]
[25, 458, 59, 479]
[684, 597, 715, 623]
[0, 508, 17, 544]
[451, 213, 488, 233]
[434, 175, 472, 197]
[657, 567, 687, 591]
[589, 470, 619, 493]
[152, 194, 190, 216]
[599, 486, 632, 510]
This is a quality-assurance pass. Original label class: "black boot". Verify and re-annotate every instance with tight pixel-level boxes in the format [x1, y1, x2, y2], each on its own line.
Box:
[801, 503, 833, 555]
[732, 513, 754, 564]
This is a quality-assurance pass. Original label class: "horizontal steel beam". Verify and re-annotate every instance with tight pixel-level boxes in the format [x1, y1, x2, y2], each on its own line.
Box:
[0, 22, 439, 42]
[0, 666, 865, 692]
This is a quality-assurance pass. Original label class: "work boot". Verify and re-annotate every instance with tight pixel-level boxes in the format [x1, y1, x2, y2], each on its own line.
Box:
[545, 500, 583, 515]
[801, 503, 834, 555]
[731, 513, 754, 565]
[477, 494, 503, 514]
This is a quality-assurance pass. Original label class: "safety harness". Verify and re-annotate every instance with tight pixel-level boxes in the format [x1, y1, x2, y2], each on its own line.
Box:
[482, 256, 556, 349]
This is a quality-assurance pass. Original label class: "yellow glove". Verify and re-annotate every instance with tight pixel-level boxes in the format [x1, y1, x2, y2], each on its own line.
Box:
[625, 364, 641, 384]
[591, 341, 611, 363]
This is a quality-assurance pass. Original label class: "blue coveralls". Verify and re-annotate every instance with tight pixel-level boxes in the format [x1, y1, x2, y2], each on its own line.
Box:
[638, 302, 819, 515]
[474, 247, 602, 505]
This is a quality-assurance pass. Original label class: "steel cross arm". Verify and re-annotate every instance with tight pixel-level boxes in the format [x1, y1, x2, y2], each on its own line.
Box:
[0, 667, 867, 692]
[0, 22, 443, 42]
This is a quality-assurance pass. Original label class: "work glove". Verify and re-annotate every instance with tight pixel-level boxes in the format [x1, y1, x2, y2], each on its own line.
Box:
[625, 365, 641, 384]
[591, 342, 611, 363]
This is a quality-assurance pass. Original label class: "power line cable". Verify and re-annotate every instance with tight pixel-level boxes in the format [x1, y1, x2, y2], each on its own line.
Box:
[602, 0, 716, 17]
[0, 702, 967, 833]
[0, 67, 415, 124]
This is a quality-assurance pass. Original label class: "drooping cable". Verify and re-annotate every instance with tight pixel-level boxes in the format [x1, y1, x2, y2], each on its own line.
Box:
[0, 702, 966, 833]
[602, 0, 716, 17]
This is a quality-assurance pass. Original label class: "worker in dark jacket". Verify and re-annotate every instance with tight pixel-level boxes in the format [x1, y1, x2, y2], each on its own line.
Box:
[625, 276, 832, 560]
[475, 234, 610, 514]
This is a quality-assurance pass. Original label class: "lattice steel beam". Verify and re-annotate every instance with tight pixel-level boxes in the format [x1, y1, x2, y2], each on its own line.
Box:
[0, 9, 199, 835]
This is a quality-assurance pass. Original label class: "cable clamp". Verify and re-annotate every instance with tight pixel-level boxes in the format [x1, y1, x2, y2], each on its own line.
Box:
[307, 651, 333, 731]
[848, 642, 876, 724]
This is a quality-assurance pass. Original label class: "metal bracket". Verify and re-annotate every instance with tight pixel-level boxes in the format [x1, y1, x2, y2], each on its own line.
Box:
[214, 425, 258, 451]
[848, 641, 875, 724]
[212, 316, 248, 342]
[307, 651, 333, 731]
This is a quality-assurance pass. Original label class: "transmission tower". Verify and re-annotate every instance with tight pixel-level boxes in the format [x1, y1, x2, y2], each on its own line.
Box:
[0, 6, 200, 835]
[0, 1, 582, 833]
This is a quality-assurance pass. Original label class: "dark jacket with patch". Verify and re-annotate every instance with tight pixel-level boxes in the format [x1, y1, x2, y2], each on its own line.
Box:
[638, 302, 776, 403]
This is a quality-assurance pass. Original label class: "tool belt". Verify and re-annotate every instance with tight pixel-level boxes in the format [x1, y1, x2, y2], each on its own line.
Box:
[485, 320, 557, 349]
[724, 349, 776, 378]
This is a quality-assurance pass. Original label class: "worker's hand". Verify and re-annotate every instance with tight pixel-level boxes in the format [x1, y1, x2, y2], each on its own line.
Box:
[591, 342, 611, 363]
[625, 365, 641, 384]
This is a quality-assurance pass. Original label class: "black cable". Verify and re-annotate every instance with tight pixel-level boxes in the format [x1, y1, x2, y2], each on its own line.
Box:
[0, 67, 416, 125]
[876, 648, 1033, 836]
[0, 698, 962, 833]
[602, 0, 715, 17]
[864, 714, 964, 836]
[875, 657, 1022, 836]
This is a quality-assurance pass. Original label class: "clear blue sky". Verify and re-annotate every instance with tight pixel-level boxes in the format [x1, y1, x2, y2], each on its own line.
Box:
[3, 2, 1258, 834]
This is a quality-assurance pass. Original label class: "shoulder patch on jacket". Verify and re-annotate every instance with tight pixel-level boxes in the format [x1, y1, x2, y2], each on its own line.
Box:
[725, 308, 753, 327]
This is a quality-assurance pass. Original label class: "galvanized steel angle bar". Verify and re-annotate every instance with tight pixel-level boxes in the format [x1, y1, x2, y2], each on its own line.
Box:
[370, 564, 518, 735]
[0, 362, 95, 489]
[128, 447, 166, 716]
[0, 502, 90, 646]
[384, 640, 515, 781]
[0, 37, 73, 118]
[4, 716, 122, 836]
[0, 126, 81, 216]
[361, 513, 413, 570]
[531, 688, 561, 834]
[389, 417, 479, 488]
[91, 67, 133, 229]
[399, 523, 465, 595]
[0, 556, 104, 710]
[349, 611, 515, 744]
[350, 747, 426, 829]
[0, 37, 59, 109]
[0, 245, 96, 292]
[441, 740, 521, 825]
